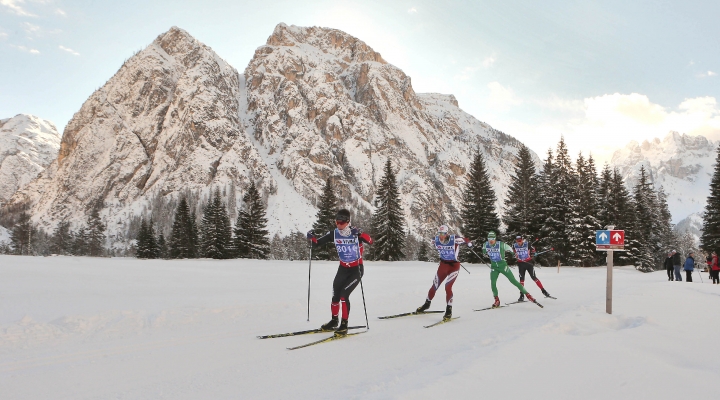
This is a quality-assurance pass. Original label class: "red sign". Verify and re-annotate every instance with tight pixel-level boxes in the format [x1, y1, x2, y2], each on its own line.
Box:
[610, 230, 624, 245]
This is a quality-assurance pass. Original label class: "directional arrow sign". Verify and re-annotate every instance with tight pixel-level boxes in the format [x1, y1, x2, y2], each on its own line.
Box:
[610, 230, 624, 245]
[596, 230, 610, 245]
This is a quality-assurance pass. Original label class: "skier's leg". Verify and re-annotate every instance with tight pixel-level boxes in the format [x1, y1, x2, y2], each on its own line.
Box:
[330, 266, 347, 317]
[527, 264, 545, 289]
[443, 263, 461, 305]
[490, 269, 501, 297]
[338, 266, 361, 319]
[427, 263, 450, 301]
[501, 267, 529, 294]
[518, 263, 527, 287]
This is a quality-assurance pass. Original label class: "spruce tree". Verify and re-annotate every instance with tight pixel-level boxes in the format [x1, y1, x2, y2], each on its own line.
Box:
[702, 145, 720, 255]
[50, 221, 73, 255]
[311, 178, 338, 260]
[567, 153, 601, 267]
[630, 166, 656, 271]
[136, 218, 155, 259]
[169, 197, 197, 258]
[417, 241, 430, 262]
[10, 211, 35, 255]
[503, 144, 541, 241]
[610, 168, 637, 265]
[540, 138, 575, 264]
[157, 233, 167, 259]
[460, 151, 500, 263]
[235, 181, 271, 259]
[85, 207, 107, 257]
[200, 188, 233, 259]
[370, 159, 406, 261]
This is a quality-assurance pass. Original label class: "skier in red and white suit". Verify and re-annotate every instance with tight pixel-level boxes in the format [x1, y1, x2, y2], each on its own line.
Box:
[415, 225, 472, 321]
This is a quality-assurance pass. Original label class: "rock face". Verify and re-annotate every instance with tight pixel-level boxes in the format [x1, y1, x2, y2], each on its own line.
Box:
[8, 24, 537, 242]
[244, 24, 536, 235]
[0, 114, 60, 205]
[610, 131, 717, 224]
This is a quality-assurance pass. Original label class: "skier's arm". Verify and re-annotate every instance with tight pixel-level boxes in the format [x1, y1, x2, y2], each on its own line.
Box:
[503, 242, 514, 253]
[308, 230, 334, 246]
[358, 232, 373, 245]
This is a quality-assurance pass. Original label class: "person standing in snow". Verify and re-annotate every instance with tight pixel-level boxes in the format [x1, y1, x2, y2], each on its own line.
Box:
[306, 208, 372, 337]
[711, 251, 719, 284]
[683, 252, 695, 282]
[512, 235, 551, 301]
[664, 251, 674, 281]
[482, 231, 538, 308]
[415, 225, 472, 321]
[672, 250, 682, 281]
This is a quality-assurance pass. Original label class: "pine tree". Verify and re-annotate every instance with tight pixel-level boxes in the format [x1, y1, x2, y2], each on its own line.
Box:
[631, 166, 657, 271]
[417, 241, 430, 262]
[136, 218, 154, 259]
[609, 168, 637, 265]
[85, 207, 107, 257]
[567, 153, 601, 267]
[10, 211, 36, 255]
[72, 226, 87, 256]
[169, 197, 197, 258]
[503, 144, 541, 241]
[702, 145, 720, 255]
[157, 233, 167, 259]
[200, 188, 233, 259]
[50, 221, 73, 255]
[311, 178, 338, 260]
[540, 138, 575, 264]
[369, 160, 406, 261]
[234, 181, 271, 259]
[460, 151, 499, 262]
[596, 164, 613, 227]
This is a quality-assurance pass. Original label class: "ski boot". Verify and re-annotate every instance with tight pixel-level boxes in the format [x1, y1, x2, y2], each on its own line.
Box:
[443, 305, 452, 321]
[518, 293, 525, 302]
[492, 296, 501, 309]
[416, 299, 431, 313]
[320, 316, 339, 332]
[541, 289, 551, 298]
[526, 293, 537, 304]
[334, 319, 348, 337]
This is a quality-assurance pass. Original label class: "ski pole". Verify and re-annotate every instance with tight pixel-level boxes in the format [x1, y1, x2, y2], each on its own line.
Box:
[468, 247, 492, 268]
[307, 241, 312, 321]
[459, 264, 471, 274]
[697, 268, 703, 283]
[359, 271, 370, 330]
[534, 248, 554, 257]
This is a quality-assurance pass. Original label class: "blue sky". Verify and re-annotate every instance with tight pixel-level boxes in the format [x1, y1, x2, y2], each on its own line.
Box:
[1, 0, 719, 162]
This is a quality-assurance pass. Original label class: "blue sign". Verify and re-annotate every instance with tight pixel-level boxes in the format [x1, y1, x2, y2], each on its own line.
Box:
[596, 230, 610, 245]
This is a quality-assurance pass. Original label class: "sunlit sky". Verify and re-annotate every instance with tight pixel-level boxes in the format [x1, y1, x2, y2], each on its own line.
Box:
[2, 0, 719, 163]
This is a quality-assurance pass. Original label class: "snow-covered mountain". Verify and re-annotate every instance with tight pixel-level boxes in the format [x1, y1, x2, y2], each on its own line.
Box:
[7, 24, 537, 242]
[0, 114, 61, 205]
[610, 131, 717, 224]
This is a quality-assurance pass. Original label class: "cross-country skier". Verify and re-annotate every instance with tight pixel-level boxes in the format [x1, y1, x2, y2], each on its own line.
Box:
[512, 235, 551, 302]
[415, 225, 472, 321]
[307, 209, 372, 337]
[482, 231, 538, 308]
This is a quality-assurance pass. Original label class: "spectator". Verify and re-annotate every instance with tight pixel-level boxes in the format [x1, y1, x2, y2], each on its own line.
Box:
[664, 251, 674, 281]
[711, 251, 719, 284]
[672, 250, 682, 281]
[684, 252, 695, 283]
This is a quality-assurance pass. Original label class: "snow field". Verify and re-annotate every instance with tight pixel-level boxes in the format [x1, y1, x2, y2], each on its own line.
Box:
[1, 256, 718, 399]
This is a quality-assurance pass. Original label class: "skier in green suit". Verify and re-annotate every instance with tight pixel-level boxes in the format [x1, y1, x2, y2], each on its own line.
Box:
[482, 231, 540, 308]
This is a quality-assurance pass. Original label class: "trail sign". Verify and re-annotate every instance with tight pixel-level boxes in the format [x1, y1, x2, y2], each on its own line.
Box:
[596, 229, 625, 251]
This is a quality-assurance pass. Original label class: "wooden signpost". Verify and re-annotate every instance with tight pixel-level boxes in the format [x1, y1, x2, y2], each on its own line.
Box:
[595, 226, 625, 314]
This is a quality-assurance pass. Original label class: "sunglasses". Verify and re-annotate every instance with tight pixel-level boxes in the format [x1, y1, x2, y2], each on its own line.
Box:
[335, 220, 349, 225]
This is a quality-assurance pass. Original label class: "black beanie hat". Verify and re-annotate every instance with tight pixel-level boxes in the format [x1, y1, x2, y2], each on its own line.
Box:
[336, 208, 351, 221]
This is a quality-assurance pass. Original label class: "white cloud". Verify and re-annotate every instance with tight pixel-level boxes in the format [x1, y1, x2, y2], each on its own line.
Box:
[59, 44, 79, 56]
[23, 22, 41, 34]
[0, 0, 35, 16]
[486, 82, 522, 109]
[408, 7, 417, 14]
[454, 55, 497, 80]
[697, 70, 717, 78]
[709, 71, 717, 76]
[11, 44, 40, 54]
[55, 8, 65, 16]
[0, 32, 8, 40]
[481, 56, 495, 68]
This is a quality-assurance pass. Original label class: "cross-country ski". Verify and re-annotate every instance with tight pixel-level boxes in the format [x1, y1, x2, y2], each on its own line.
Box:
[378, 311, 444, 319]
[287, 331, 367, 350]
[257, 325, 366, 339]
[424, 317, 461, 328]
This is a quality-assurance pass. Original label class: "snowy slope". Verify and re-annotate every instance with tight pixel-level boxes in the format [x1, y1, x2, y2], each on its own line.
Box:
[1, 256, 718, 399]
[0, 114, 60, 204]
[610, 131, 716, 223]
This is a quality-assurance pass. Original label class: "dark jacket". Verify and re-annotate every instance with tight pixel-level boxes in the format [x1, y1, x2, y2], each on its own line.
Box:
[672, 252, 682, 265]
[664, 256, 674, 269]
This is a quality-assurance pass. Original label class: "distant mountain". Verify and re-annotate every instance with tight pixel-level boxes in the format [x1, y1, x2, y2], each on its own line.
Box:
[6, 24, 539, 245]
[610, 131, 716, 224]
[0, 114, 60, 205]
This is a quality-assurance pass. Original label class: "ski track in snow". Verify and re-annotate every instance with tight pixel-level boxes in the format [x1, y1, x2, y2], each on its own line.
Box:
[1, 255, 718, 399]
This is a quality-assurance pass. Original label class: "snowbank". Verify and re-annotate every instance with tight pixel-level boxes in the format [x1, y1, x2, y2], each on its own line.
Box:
[1, 256, 718, 399]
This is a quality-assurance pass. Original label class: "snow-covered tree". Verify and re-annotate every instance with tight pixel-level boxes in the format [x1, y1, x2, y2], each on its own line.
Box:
[200, 188, 233, 259]
[49, 221, 73, 255]
[702, 145, 720, 254]
[370, 159, 406, 261]
[234, 182, 270, 259]
[503, 144, 541, 241]
[311, 178, 338, 260]
[169, 197, 198, 258]
[460, 151, 499, 263]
